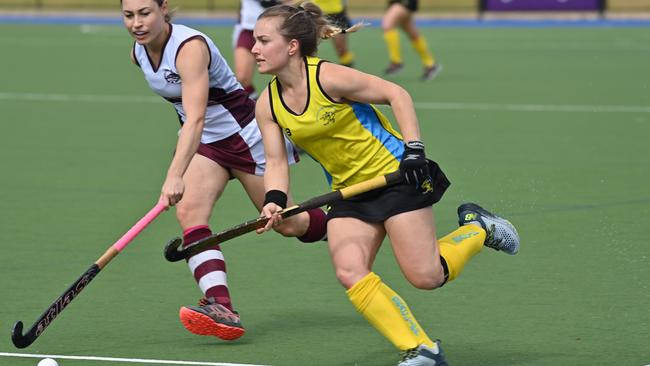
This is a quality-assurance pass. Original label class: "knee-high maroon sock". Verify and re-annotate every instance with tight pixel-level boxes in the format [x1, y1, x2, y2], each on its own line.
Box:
[297, 208, 328, 243]
[183, 225, 233, 310]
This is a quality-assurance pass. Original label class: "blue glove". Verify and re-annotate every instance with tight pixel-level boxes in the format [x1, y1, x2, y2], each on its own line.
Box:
[400, 141, 432, 194]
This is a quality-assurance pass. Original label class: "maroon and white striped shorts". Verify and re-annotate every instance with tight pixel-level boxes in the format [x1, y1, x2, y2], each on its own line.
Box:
[235, 29, 255, 50]
[197, 122, 299, 177]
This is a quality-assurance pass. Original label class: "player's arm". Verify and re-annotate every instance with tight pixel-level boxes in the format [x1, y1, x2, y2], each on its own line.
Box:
[161, 38, 210, 206]
[320, 62, 431, 192]
[255, 87, 291, 232]
[318, 62, 421, 142]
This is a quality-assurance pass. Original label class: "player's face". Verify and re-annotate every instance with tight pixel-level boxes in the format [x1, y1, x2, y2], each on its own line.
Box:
[121, 0, 168, 46]
[252, 17, 293, 74]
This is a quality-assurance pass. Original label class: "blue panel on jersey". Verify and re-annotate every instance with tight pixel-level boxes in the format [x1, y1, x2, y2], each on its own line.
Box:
[350, 103, 404, 159]
[322, 166, 333, 187]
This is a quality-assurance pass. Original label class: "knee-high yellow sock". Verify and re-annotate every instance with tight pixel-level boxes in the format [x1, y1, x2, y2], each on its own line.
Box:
[439, 224, 485, 282]
[411, 35, 435, 67]
[339, 51, 354, 66]
[347, 272, 434, 350]
[383, 30, 401, 64]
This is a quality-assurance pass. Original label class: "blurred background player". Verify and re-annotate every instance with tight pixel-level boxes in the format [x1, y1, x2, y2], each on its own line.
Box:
[382, 0, 440, 81]
[233, 0, 287, 100]
[312, 0, 355, 67]
[120, 0, 327, 342]
[252, 3, 519, 365]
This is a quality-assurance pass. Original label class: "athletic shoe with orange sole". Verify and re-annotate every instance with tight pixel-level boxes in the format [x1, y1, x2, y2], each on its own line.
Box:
[179, 299, 245, 341]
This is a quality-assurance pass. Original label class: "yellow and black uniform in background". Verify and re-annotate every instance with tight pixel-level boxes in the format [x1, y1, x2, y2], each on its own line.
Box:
[388, 0, 419, 12]
[312, 0, 355, 66]
[312, 0, 345, 14]
[384, 0, 438, 70]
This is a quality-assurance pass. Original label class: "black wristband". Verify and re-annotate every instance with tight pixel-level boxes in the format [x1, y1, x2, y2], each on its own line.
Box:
[263, 190, 288, 208]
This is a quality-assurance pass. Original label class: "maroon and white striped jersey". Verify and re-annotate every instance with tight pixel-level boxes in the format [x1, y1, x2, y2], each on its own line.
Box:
[134, 23, 256, 144]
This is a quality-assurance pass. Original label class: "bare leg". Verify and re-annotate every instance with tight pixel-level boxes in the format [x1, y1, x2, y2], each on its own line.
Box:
[233, 169, 311, 238]
[233, 46, 258, 97]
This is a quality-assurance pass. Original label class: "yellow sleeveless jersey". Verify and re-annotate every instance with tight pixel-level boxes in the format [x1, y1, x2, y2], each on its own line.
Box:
[268, 56, 404, 190]
[312, 0, 345, 14]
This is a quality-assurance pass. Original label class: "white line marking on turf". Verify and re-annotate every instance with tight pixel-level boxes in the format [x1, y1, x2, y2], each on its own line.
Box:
[0, 92, 161, 104]
[1, 91, 649, 114]
[413, 101, 650, 113]
[0, 352, 270, 366]
[80, 24, 125, 34]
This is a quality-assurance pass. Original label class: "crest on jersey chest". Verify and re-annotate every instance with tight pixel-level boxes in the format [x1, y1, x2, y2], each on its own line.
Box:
[317, 106, 337, 126]
[164, 69, 181, 84]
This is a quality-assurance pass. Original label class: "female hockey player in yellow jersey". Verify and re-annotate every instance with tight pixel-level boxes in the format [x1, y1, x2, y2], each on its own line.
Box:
[251, 3, 520, 365]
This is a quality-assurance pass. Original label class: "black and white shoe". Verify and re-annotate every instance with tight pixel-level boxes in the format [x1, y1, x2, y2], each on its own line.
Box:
[421, 63, 442, 81]
[398, 340, 449, 366]
[457, 203, 520, 255]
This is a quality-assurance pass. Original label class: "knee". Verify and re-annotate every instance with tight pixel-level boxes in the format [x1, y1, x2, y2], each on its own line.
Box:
[237, 74, 253, 87]
[175, 203, 193, 225]
[404, 269, 445, 290]
[335, 268, 366, 290]
[175, 199, 213, 228]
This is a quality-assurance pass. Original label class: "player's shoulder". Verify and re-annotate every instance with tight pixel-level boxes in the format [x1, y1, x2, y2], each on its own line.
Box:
[170, 23, 211, 44]
[255, 87, 272, 116]
[317, 61, 361, 93]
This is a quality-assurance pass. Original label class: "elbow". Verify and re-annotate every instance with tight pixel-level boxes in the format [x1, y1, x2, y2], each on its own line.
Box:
[384, 83, 412, 105]
[394, 84, 412, 101]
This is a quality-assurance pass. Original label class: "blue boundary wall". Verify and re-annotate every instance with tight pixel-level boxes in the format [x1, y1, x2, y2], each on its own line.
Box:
[1, 14, 650, 27]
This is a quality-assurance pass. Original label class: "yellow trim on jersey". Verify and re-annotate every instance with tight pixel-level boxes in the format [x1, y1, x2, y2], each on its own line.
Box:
[268, 56, 404, 190]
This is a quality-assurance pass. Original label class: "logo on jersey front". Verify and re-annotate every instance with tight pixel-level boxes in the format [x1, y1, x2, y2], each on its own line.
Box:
[317, 106, 336, 126]
[164, 69, 181, 84]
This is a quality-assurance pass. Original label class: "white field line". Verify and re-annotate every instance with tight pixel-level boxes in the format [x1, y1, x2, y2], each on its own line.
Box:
[80, 24, 126, 34]
[1, 91, 649, 114]
[0, 92, 161, 104]
[0, 352, 270, 366]
[412, 101, 650, 113]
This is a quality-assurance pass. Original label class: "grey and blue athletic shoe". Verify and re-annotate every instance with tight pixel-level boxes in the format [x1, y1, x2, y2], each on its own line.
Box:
[457, 203, 520, 255]
[398, 340, 449, 366]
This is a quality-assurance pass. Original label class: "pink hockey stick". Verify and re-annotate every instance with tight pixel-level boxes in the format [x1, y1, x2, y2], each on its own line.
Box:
[11, 201, 167, 348]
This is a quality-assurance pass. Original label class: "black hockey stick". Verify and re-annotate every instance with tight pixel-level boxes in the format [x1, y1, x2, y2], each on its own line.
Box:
[163, 171, 403, 262]
[11, 202, 166, 348]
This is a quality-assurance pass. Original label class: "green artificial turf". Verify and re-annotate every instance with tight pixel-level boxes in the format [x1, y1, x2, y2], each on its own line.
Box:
[0, 24, 648, 366]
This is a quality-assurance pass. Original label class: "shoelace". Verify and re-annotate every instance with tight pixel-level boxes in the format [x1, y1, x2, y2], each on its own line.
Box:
[484, 224, 503, 250]
[399, 347, 419, 362]
[197, 297, 241, 320]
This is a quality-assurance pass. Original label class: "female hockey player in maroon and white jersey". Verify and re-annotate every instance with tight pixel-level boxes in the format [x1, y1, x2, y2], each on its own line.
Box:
[120, 0, 327, 342]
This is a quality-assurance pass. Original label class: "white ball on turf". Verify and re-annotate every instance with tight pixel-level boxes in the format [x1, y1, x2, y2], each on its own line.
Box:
[37, 358, 59, 366]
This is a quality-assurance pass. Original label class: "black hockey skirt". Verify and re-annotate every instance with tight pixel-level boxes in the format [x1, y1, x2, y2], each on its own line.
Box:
[388, 0, 419, 12]
[328, 160, 450, 223]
